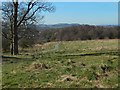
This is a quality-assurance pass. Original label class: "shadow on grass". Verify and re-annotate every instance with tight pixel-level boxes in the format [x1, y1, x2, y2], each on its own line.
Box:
[63, 51, 119, 57]
[36, 51, 119, 60]
[2, 56, 20, 59]
[2, 55, 33, 64]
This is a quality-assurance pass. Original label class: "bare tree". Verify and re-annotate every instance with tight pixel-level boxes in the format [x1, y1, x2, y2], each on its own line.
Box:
[2, 0, 55, 55]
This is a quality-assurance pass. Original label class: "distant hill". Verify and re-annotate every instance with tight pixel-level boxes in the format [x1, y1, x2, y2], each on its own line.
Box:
[47, 23, 80, 28]
[35, 23, 118, 31]
[96, 24, 118, 27]
[36, 23, 81, 30]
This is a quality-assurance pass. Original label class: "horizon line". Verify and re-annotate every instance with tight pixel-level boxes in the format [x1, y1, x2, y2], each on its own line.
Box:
[37, 23, 118, 26]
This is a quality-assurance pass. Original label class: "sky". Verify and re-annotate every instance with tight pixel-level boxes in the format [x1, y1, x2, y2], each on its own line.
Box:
[42, 2, 118, 25]
[0, 0, 119, 2]
[0, 0, 118, 25]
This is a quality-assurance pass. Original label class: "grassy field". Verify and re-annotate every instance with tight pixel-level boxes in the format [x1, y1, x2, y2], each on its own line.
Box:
[2, 39, 119, 88]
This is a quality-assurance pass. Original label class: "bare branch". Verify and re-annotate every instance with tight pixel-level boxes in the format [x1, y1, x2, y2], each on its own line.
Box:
[2, 32, 12, 40]
[17, 2, 35, 27]
[24, 6, 44, 21]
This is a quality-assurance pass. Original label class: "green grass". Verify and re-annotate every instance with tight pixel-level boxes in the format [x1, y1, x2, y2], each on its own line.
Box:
[2, 39, 119, 88]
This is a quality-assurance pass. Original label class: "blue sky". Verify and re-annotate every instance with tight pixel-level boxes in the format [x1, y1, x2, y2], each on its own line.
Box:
[42, 2, 118, 25]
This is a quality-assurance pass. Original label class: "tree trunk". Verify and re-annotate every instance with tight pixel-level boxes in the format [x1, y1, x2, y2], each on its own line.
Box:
[10, 42, 14, 55]
[10, 18, 14, 55]
[13, 29, 18, 55]
[13, 1, 19, 55]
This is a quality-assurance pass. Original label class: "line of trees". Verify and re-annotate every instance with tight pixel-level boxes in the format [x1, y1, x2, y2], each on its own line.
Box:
[38, 25, 118, 42]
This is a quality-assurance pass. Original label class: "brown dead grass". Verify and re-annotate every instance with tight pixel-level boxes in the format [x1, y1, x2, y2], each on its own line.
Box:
[58, 75, 78, 82]
[26, 61, 49, 71]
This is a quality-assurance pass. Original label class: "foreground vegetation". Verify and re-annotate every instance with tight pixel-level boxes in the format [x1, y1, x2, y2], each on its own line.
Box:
[2, 39, 119, 88]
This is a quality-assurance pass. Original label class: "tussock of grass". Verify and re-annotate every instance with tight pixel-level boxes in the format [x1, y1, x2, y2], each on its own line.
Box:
[26, 61, 49, 71]
[58, 75, 78, 82]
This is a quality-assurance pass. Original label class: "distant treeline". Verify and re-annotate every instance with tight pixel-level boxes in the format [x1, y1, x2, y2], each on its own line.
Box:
[2, 24, 119, 51]
[37, 25, 118, 43]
